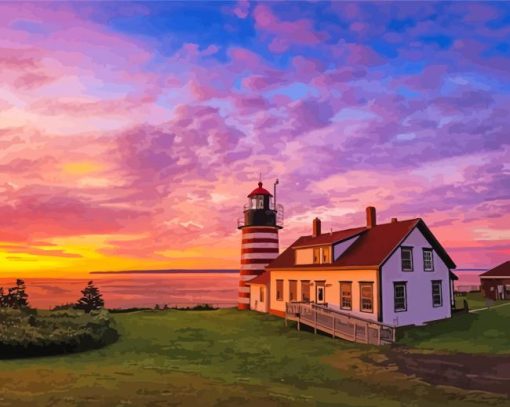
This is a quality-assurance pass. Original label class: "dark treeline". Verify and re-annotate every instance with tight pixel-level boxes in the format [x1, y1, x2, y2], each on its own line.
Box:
[0, 280, 116, 358]
[0, 279, 104, 313]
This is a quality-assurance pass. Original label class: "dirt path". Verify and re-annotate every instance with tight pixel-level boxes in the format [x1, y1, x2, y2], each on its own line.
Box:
[377, 348, 510, 397]
[470, 302, 510, 313]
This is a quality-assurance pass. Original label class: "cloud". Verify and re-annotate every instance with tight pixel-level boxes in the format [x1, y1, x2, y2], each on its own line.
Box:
[253, 4, 328, 52]
[0, 1, 509, 272]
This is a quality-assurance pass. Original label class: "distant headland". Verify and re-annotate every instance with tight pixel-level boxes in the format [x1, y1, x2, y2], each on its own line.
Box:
[90, 269, 238, 275]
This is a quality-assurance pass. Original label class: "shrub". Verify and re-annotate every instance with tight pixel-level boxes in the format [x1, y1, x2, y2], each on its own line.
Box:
[0, 308, 118, 358]
[52, 303, 77, 311]
[174, 304, 218, 311]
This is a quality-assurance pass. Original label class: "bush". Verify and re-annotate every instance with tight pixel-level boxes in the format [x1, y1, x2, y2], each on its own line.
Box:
[174, 304, 218, 311]
[52, 303, 77, 311]
[0, 308, 119, 358]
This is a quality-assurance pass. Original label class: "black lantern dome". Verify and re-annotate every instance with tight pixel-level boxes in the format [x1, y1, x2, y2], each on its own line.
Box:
[238, 182, 283, 229]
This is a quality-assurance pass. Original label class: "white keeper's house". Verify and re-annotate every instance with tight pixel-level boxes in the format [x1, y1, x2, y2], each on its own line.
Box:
[239, 187, 457, 328]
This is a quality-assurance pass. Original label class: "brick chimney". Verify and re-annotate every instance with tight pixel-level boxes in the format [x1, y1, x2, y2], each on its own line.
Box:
[312, 217, 321, 237]
[366, 207, 376, 229]
[391, 217, 398, 223]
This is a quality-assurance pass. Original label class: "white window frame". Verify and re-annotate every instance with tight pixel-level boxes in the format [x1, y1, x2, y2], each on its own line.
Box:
[432, 280, 442, 307]
[401, 247, 414, 271]
[340, 281, 352, 310]
[423, 248, 434, 271]
[359, 282, 374, 313]
[394, 282, 407, 312]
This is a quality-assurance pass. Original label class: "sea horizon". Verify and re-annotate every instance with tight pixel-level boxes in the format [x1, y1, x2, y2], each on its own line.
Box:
[0, 269, 486, 309]
[90, 269, 239, 275]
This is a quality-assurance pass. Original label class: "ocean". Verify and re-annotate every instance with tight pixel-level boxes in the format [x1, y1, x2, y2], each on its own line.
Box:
[0, 270, 483, 309]
[0, 271, 239, 310]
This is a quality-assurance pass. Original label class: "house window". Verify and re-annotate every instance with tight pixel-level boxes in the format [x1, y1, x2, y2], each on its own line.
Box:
[360, 282, 374, 313]
[313, 247, 320, 264]
[432, 280, 442, 307]
[259, 286, 265, 303]
[401, 247, 413, 271]
[301, 280, 310, 302]
[315, 281, 326, 304]
[340, 282, 352, 310]
[322, 246, 331, 263]
[276, 280, 284, 301]
[289, 280, 297, 302]
[394, 282, 407, 312]
[423, 249, 434, 271]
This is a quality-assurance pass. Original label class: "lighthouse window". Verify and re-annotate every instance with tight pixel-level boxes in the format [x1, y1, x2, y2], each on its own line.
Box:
[256, 196, 264, 209]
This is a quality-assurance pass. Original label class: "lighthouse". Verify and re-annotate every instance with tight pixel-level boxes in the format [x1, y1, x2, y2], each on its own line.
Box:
[237, 180, 283, 310]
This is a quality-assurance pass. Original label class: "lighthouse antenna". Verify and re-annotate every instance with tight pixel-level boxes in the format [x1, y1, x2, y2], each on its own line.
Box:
[274, 178, 279, 209]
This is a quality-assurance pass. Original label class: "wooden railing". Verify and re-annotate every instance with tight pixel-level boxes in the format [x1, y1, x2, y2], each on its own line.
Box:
[285, 302, 396, 345]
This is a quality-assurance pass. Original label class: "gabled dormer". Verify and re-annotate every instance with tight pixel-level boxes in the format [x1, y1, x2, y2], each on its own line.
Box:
[293, 218, 361, 265]
[295, 245, 332, 265]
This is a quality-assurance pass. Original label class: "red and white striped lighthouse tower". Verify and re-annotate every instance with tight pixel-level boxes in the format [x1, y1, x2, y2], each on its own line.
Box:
[237, 180, 283, 310]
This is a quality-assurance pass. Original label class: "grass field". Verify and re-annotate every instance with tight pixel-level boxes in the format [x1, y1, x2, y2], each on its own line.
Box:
[0, 309, 508, 406]
[454, 291, 506, 310]
[399, 301, 510, 354]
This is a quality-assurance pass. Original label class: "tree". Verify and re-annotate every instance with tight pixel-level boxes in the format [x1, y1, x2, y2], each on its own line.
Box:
[13, 279, 29, 308]
[0, 280, 29, 309]
[75, 281, 104, 313]
[0, 287, 6, 307]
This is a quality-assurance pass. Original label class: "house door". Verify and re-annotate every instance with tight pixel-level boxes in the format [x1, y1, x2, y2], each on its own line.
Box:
[316, 282, 325, 304]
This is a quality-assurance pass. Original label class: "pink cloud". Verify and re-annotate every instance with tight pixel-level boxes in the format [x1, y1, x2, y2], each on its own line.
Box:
[0, 187, 150, 243]
[0, 244, 82, 258]
[228, 47, 264, 70]
[253, 4, 328, 53]
[346, 44, 384, 66]
[241, 73, 284, 91]
[232, 0, 250, 19]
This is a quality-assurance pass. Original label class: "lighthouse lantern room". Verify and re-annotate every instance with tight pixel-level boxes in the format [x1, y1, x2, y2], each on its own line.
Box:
[237, 181, 283, 310]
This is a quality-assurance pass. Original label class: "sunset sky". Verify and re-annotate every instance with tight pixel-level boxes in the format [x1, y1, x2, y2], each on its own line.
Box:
[0, 1, 509, 277]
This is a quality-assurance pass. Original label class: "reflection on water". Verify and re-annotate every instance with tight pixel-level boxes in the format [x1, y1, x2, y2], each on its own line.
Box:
[0, 273, 239, 309]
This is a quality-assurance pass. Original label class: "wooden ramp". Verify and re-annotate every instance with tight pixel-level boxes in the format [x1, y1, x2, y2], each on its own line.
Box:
[285, 302, 396, 345]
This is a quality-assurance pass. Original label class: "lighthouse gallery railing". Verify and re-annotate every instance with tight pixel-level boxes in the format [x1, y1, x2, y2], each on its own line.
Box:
[237, 203, 284, 228]
[285, 302, 396, 345]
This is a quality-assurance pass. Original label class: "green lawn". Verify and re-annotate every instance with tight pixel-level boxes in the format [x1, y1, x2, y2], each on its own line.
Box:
[0, 309, 508, 406]
[399, 302, 510, 354]
[454, 291, 507, 310]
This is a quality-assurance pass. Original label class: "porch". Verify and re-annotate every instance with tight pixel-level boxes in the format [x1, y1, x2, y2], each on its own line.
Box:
[285, 302, 396, 345]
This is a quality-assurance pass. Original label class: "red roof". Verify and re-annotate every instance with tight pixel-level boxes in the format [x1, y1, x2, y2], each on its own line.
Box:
[247, 182, 272, 198]
[246, 272, 270, 285]
[480, 261, 510, 278]
[267, 218, 456, 270]
[293, 226, 366, 248]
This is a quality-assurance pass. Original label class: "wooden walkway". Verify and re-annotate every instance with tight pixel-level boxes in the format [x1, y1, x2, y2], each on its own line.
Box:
[285, 302, 396, 345]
